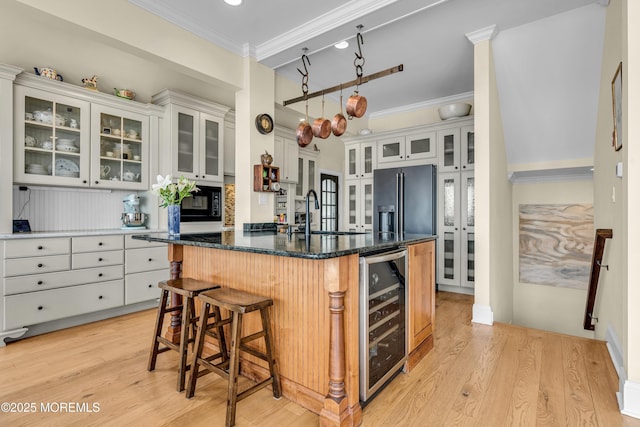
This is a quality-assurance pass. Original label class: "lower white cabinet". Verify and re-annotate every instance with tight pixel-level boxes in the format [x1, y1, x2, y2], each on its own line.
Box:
[1, 232, 169, 343]
[4, 280, 124, 330]
[124, 235, 168, 305]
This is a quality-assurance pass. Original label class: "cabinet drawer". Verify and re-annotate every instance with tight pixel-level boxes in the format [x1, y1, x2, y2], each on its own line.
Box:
[4, 238, 70, 259]
[4, 265, 123, 295]
[125, 269, 169, 304]
[4, 280, 124, 330]
[72, 235, 123, 253]
[4, 255, 70, 277]
[72, 250, 124, 269]
[125, 235, 166, 249]
[125, 247, 169, 274]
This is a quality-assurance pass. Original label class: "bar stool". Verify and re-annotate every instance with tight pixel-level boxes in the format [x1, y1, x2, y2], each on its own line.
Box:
[148, 278, 220, 392]
[186, 287, 282, 427]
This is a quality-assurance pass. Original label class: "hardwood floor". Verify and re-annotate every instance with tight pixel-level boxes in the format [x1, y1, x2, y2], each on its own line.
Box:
[0, 291, 638, 426]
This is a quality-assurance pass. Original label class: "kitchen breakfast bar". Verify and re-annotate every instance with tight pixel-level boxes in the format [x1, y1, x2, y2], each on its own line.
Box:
[133, 230, 436, 427]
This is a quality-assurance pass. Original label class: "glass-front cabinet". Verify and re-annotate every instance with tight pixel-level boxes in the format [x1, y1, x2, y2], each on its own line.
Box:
[438, 125, 474, 173]
[172, 106, 222, 182]
[14, 87, 91, 186]
[152, 90, 229, 184]
[345, 178, 373, 233]
[437, 170, 474, 289]
[345, 141, 376, 179]
[377, 131, 436, 164]
[91, 106, 148, 190]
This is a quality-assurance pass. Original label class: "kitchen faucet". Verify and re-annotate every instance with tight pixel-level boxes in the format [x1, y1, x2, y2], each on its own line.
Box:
[305, 189, 319, 237]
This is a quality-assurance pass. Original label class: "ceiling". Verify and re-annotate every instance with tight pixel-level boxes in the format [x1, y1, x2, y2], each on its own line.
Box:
[129, 0, 600, 117]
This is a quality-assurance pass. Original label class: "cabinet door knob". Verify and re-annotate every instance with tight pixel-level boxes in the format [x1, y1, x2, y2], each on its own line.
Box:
[463, 166, 466, 169]
[98, 258, 103, 262]
[37, 246, 43, 250]
[455, 228, 458, 231]
[37, 280, 43, 285]
[148, 258, 153, 262]
[98, 295, 103, 300]
[83, 180, 88, 184]
[95, 181, 99, 184]
[37, 263, 43, 268]
[455, 166, 458, 170]
[148, 284, 153, 288]
[400, 156, 403, 159]
[98, 273, 103, 277]
[98, 242, 103, 246]
[202, 175, 206, 179]
[406, 155, 410, 158]
[38, 306, 44, 310]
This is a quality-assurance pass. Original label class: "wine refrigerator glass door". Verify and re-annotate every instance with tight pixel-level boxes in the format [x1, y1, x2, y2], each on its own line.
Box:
[359, 249, 407, 402]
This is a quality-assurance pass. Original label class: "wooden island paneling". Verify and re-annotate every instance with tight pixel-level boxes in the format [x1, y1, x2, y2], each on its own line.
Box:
[136, 231, 436, 427]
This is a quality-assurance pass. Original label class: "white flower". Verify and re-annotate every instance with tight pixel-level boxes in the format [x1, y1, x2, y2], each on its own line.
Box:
[151, 174, 198, 207]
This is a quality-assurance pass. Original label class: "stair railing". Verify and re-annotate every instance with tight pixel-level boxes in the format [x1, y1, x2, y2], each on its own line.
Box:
[583, 228, 613, 330]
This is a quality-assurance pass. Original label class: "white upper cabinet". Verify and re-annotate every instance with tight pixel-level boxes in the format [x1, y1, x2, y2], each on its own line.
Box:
[345, 141, 376, 179]
[15, 86, 91, 186]
[438, 125, 474, 172]
[13, 74, 159, 190]
[90, 105, 149, 190]
[152, 89, 229, 184]
[377, 131, 436, 166]
[274, 132, 299, 183]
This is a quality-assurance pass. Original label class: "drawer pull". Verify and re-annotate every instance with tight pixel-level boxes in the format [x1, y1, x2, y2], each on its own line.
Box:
[148, 258, 153, 262]
[38, 306, 43, 310]
[98, 273, 103, 277]
[37, 280, 43, 285]
[98, 295, 103, 300]
[148, 284, 153, 288]
[98, 258, 103, 262]
[37, 246, 43, 250]
[98, 242, 103, 246]
[37, 263, 43, 268]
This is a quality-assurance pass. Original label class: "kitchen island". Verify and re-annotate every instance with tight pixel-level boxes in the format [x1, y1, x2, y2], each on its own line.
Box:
[134, 230, 435, 427]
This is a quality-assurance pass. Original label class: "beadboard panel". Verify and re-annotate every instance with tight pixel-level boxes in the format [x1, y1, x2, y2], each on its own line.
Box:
[12, 186, 134, 231]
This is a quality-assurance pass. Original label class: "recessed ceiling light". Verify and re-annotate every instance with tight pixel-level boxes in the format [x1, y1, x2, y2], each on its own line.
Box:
[224, 0, 242, 5]
[334, 41, 349, 49]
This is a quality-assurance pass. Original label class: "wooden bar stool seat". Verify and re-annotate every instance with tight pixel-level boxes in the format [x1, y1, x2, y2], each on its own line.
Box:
[148, 278, 220, 392]
[186, 287, 282, 427]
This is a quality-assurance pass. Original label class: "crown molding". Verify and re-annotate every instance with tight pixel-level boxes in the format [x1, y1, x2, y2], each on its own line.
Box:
[465, 24, 499, 45]
[368, 91, 474, 118]
[255, 0, 398, 61]
[0, 63, 23, 81]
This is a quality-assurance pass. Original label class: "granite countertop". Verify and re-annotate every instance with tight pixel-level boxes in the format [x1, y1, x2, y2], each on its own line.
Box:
[132, 230, 436, 260]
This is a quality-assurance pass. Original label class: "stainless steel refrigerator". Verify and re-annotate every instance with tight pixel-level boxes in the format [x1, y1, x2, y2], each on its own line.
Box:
[373, 164, 437, 235]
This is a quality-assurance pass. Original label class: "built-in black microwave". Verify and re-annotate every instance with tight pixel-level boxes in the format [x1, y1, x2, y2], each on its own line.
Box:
[180, 185, 222, 222]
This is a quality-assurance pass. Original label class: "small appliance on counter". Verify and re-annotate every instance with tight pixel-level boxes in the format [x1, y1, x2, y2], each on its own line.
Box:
[121, 194, 146, 229]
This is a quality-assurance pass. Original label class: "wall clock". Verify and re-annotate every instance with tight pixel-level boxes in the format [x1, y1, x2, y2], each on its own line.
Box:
[255, 113, 274, 134]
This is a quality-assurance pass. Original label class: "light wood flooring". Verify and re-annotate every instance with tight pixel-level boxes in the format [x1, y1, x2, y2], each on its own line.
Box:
[0, 291, 638, 426]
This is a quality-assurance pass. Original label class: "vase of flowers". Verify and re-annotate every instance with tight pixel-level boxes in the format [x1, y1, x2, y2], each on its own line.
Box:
[151, 174, 199, 236]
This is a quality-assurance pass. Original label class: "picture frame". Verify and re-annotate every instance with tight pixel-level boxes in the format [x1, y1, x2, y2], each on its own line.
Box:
[612, 62, 623, 151]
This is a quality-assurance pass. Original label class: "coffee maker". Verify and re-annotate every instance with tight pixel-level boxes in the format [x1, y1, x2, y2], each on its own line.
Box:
[121, 194, 146, 228]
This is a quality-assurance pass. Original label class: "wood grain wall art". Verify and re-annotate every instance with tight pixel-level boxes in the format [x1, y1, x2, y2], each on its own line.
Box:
[519, 204, 594, 289]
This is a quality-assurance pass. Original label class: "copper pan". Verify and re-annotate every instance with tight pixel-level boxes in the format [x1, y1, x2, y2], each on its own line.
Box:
[332, 92, 347, 136]
[312, 95, 331, 139]
[346, 91, 367, 119]
[297, 100, 313, 147]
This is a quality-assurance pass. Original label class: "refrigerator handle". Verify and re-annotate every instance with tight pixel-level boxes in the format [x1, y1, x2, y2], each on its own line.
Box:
[398, 172, 404, 234]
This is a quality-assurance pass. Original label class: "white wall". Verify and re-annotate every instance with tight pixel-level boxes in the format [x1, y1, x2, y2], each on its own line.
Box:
[511, 179, 595, 338]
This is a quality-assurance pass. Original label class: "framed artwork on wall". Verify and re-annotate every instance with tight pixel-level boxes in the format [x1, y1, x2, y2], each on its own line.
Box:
[612, 62, 623, 151]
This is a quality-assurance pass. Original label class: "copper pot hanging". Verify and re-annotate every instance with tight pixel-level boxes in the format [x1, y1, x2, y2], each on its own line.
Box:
[297, 100, 313, 147]
[312, 95, 331, 139]
[332, 91, 347, 137]
[346, 91, 367, 119]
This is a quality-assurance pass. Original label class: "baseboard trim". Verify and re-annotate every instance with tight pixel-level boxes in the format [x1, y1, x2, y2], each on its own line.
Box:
[0, 328, 28, 347]
[472, 303, 493, 325]
[623, 380, 640, 419]
[605, 324, 640, 418]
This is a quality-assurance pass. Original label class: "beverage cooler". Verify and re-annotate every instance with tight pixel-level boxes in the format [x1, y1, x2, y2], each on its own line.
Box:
[359, 249, 407, 402]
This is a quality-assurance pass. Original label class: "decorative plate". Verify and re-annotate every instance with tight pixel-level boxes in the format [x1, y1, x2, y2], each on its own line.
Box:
[55, 158, 80, 173]
[255, 113, 274, 135]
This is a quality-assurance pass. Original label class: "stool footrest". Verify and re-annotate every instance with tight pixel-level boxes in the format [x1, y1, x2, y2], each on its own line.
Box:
[198, 358, 230, 380]
[163, 305, 184, 314]
[237, 377, 274, 402]
[239, 344, 269, 362]
[156, 336, 179, 352]
[241, 330, 266, 344]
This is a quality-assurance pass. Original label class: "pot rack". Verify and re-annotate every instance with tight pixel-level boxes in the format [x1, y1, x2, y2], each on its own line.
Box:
[282, 64, 403, 107]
